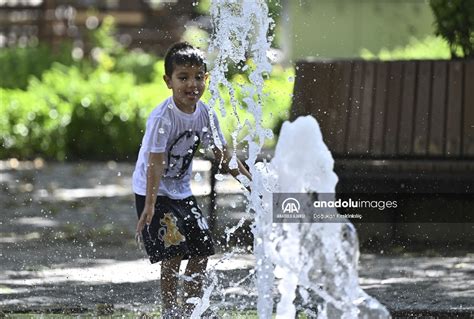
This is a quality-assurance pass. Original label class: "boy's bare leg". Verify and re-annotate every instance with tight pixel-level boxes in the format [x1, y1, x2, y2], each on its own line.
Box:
[161, 256, 183, 314]
[183, 256, 208, 313]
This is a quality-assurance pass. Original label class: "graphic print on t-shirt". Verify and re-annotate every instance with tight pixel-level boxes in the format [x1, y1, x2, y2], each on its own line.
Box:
[164, 130, 200, 179]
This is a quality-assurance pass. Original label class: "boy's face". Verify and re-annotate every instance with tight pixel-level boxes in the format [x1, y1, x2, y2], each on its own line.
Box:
[164, 63, 207, 111]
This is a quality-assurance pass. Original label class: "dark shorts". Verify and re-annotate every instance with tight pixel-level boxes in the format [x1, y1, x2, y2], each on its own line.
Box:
[135, 194, 215, 264]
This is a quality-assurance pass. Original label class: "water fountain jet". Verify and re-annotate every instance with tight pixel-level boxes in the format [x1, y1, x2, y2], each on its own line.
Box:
[206, 1, 390, 318]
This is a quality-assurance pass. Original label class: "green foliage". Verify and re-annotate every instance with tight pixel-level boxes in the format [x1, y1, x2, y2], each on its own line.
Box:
[430, 0, 474, 58]
[87, 15, 159, 82]
[182, 25, 210, 50]
[189, 0, 282, 48]
[0, 59, 294, 160]
[1, 11, 293, 160]
[114, 51, 158, 83]
[88, 15, 123, 56]
[0, 44, 75, 89]
[194, 0, 211, 15]
[1, 64, 150, 160]
[193, 0, 281, 18]
[267, 0, 282, 19]
[58, 71, 144, 160]
[0, 16, 158, 90]
[360, 36, 452, 60]
[203, 65, 294, 149]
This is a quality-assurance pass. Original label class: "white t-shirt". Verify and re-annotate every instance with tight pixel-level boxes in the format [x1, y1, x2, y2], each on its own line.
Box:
[132, 97, 226, 199]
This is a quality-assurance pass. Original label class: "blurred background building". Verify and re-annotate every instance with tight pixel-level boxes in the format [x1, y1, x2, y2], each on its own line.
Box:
[1, 0, 436, 60]
[0, 0, 203, 54]
[282, 0, 435, 61]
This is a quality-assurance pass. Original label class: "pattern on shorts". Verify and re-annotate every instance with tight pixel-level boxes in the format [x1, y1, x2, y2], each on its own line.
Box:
[159, 212, 186, 248]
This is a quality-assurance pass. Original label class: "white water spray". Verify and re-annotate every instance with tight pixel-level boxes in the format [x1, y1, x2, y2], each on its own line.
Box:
[262, 117, 390, 318]
[207, 1, 390, 318]
[207, 1, 275, 317]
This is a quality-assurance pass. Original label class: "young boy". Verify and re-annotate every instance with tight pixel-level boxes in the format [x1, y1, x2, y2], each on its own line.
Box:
[133, 42, 251, 317]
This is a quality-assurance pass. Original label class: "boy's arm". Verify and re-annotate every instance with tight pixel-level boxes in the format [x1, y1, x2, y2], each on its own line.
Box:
[136, 152, 165, 233]
[212, 146, 252, 190]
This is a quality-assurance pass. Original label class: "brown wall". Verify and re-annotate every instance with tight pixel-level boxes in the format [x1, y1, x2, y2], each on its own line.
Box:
[291, 59, 474, 159]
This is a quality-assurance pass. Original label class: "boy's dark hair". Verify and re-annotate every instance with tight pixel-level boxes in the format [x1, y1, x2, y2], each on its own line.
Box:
[164, 42, 207, 76]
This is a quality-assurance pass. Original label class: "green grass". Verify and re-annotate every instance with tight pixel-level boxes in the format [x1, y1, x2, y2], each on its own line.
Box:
[0, 312, 158, 318]
[0, 309, 316, 318]
[0, 310, 262, 318]
[360, 35, 453, 60]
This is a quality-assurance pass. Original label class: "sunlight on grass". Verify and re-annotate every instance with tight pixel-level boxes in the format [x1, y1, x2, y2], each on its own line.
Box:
[1, 309, 317, 318]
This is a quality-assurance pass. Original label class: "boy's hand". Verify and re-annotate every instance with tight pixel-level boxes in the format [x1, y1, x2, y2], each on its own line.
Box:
[136, 204, 155, 233]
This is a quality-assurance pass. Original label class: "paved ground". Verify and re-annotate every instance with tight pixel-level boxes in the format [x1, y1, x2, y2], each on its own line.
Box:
[0, 160, 473, 318]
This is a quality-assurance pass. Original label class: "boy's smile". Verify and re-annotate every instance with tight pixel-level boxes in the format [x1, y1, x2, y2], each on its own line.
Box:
[164, 64, 207, 114]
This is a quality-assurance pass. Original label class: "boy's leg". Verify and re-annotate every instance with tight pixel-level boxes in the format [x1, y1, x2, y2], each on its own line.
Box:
[183, 256, 208, 312]
[161, 255, 183, 314]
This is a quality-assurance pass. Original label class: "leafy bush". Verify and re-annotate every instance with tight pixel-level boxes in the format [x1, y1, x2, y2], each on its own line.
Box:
[1, 87, 67, 159]
[1, 10, 294, 160]
[430, 0, 474, 58]
[88, 16, 158, 83]
[360, 36, 452, 60]
[114, 51, 158, 83]
[203, 65, 294, 148]
[0, 16, 158, 90]
[0, 44, 75, 89]
[88, 15, 123, 56]
[0, 60, 294, 160]
[1, 64, 148, 160]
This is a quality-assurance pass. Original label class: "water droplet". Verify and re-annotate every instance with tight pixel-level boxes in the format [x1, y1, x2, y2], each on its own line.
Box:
[117, 172, 121, 176]
[159, 128, 165, 134]
[167, 104, 173, 109]
[202, 127, 208, 132]
[194, 173, 202, 182]
[215, 174, 224, 181]
[194, 136, 199, 141]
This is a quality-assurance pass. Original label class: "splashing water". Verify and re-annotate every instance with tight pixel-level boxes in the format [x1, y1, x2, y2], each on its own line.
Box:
[206, 0, 274, 317]
[260, 117, 390, 318]
[206, 1, 390, 318]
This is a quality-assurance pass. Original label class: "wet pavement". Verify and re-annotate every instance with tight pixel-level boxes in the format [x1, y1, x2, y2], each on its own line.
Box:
[0, 160, 473, 318]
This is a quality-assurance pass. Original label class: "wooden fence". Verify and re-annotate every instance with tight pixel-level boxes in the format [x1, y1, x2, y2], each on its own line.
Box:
[290, 59, 474, 160]
[289, 59, 474, 194]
